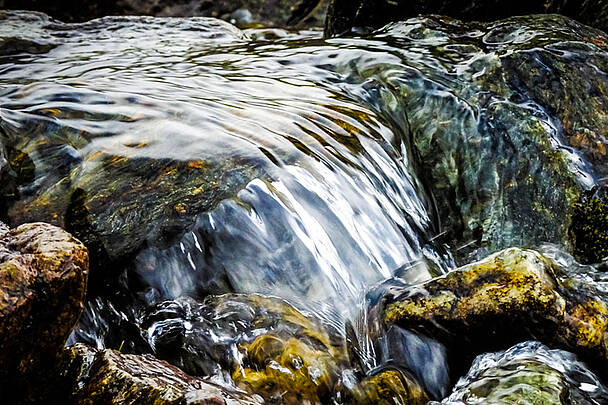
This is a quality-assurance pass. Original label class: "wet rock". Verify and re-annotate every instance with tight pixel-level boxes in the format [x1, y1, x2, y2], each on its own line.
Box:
[325, 0, 608, 37]
[144, 294, 347, 404]
[2, 134, 266, 291]
[335, 14, 608, 263]
[341, 369, 429, 405]
[0, 222, 88, 382]
[369, 248, 608, 379]
[2, 0, 329, 27]
[50, 343, 261, 404]
[438, 341, 608, 405]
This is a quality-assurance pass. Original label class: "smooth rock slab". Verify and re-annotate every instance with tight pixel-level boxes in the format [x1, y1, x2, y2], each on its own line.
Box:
[369, 248, 608, 379]
[0, 222, 88, 380]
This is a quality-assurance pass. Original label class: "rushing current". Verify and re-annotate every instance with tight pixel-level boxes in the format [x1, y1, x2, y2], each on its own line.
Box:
[2, 9, 608, 404]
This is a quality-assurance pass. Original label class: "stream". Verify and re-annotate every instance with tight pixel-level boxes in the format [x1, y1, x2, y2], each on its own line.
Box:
[2, 9, 608, 404]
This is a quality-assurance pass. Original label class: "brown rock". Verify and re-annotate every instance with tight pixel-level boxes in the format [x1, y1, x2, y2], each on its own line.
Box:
[0, 222, 88, 380]
[57, 344, 260, 405]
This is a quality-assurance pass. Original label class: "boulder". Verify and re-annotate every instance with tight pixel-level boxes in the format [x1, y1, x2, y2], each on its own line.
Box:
[325, 0, 608, 37]
[369, 248, 608, 379]
[0, 223, 88, 381]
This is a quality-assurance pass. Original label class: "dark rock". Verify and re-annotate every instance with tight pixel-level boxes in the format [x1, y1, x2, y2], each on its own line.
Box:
[51, 343, 261, 404]
[2, 0, 329, 27]
[437, 341, 608, 404]
[325, 0, 608, 37]
[369, 248, 608, 380]
[0, 223, 88, 390]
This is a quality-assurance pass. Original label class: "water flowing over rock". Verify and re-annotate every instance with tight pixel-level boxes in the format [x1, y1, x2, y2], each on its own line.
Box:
[0, 222, 88, 397]
[369, 248, 608, 380]
[1, 10, 449, 351]
[4, 8, 608, 405]
[325, 0, 608, 37]
[438, 341, 608, 405]
[143, 294, 347, 404]
[332, 14, 608, 264]
[1, 0, 329, 27]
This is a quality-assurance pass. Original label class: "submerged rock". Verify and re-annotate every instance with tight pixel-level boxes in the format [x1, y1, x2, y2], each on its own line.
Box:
[50, 343, 261, 405]
[1, 126, 266, 290]
[143, 293, 438, 404]
[341, 369, 429, 405]
[0, 222, 88, 385]
[334, 14, 608, 263]
[325, 0, 608, 37]
[369, 248, 608, 379]
[439, 341, 608, 405]
[144, 294, 347, 404]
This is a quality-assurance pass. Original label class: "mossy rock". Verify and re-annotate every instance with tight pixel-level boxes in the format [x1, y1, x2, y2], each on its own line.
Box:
[34, 343, 261, 405]
[569, 190, 608, 264]
[370, 248, 608, 380]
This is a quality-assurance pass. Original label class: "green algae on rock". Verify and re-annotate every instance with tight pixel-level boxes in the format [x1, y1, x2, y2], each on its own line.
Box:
[438, 341, 608, 405]
[325, 0, 608, 37]
[0, 223, 88, 379]
[369, 248, 608, 379]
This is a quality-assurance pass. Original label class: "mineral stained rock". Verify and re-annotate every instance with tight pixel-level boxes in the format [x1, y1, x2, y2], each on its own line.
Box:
[52, 343, 261, 405]
[325, 0, 608, 37]
[438, 341, 608, 405]
[369, 248, 608, 379]
[334, 14, 608, 263]
[0, 222, 88, 382]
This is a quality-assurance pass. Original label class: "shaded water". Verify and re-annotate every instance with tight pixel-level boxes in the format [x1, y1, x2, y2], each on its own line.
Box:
[2, 9, 608, 404]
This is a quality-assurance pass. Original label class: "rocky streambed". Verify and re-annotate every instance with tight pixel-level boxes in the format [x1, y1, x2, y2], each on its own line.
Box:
[2, 1, 608, 404]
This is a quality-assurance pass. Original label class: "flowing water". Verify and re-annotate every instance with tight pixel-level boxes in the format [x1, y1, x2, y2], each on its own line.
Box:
[1, 9, 607, 404]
